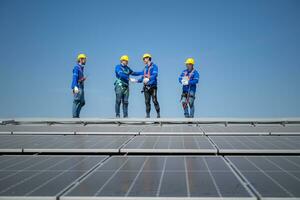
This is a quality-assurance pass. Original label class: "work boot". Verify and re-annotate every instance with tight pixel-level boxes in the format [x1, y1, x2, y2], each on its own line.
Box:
[157, 113, 160, 118]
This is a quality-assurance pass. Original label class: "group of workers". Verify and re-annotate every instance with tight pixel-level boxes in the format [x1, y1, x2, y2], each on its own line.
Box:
[71, 53, 199, 118]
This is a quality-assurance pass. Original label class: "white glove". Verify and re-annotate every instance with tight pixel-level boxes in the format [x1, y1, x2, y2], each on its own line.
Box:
[143, 78, 149, 84]
[182, 80, 189, 85]
[73, 86, 79, 94]
[182, 76, 189, 86]
[129, 78, 137, 83]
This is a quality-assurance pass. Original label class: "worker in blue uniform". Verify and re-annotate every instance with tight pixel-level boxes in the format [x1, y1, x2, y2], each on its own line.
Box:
[114, 55, 142, 118]
[178, 58, 199, 118]
[136, 53, 160, 118]
[71, 54, 87, 118]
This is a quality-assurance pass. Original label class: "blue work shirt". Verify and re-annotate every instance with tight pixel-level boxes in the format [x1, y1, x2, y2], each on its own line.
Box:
[71, 64, 85, 89]
[138, 62, 158, 86]
[178, 68, 199, 93]
[115, 64, 142, 85]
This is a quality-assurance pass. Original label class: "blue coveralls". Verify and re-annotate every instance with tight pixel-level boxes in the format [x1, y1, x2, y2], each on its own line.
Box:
[114, 64, 142, 118]
[178, 68, 199, 118]
[71, 64, 85, 118]
[137, 63, 160, 117]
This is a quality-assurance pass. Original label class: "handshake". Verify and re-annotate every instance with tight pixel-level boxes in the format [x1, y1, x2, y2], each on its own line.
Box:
[129, 78, 138, 83]
[129, 77, 150, 84]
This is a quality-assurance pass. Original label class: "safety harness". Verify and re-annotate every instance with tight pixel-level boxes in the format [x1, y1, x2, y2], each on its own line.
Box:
[142, 63, 153, 92]
[143, 62, 153, 79]
[114, 65, 130, 95]
[181, 69, 195, 109]
[77, 66, 86, 85]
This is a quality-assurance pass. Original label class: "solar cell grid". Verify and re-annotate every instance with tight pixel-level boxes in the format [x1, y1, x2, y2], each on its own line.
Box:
[0, 155, 107, 199]
[228, 156, 300, 199]
[62, 156, 255, 199]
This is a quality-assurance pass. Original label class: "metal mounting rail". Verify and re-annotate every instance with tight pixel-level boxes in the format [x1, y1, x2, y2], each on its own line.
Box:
[1, 117, 300, 126]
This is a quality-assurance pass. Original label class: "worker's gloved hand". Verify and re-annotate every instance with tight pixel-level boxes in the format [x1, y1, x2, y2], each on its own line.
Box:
[182, 79, 189, 86]
[143, 78, 149, 84]
[182, 76, 189, 86]
[73, 86, 79, 94]
[129, 78, 137, 83]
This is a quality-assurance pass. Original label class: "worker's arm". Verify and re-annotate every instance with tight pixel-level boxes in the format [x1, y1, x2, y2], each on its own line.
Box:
[189, 71, 199, 85]
[71, 67, 79, 89]
[115, 65, 129, 80]
[137, 75, 144, 83]
[128, 66, 143, 76]
[131, 70, 144, 76]
[178, 71, 185, 84]
[147, 65, 158, 85]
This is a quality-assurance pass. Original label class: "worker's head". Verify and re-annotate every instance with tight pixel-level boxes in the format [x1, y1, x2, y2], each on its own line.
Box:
[142, 53, 152, 65]
[185, 58, 194, 71]
[77, 54, 87, 65]
[120, 55, 129, 66]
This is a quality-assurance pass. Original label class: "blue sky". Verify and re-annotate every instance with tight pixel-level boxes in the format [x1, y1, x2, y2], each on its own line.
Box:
[0, 0, 300, 118]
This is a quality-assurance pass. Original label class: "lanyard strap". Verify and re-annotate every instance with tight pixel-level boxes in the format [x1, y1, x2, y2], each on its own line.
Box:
[144, 63, 153, 78]
[184, 69, 195, 80]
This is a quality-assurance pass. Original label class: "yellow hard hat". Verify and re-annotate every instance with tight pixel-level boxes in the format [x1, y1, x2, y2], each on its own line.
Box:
[185, 58, 195, 65]
[120, 55, 129, 61]
[142, 53, 152, 59]
[77, 53, 87, 61]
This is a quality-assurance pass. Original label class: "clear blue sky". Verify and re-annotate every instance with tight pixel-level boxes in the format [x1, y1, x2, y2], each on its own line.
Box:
[0, 0, 300, 118]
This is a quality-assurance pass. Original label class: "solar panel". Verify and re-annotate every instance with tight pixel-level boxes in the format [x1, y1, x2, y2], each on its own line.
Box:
[0, 135, 25, 152]
[0, 155, 107, 199]
[140, 124, 202, 133]
[80, 125, 143, 132]
[210, 136, 300, 154]
[0, 135, 132, 153]
[201, 123, 300, 134]
[227, 156, 300, 199]
[121, 136, 217, 153]
[62, 156, 255, 199]
[270, 132, 300, 136]
[201, 124, 288, 133]
[0, 125, 80, 133]
[0, 119, 299, 199]
[0, 124, 143, 134]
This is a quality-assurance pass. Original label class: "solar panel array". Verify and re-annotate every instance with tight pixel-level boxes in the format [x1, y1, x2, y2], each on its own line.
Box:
[0, 119, 299, 200]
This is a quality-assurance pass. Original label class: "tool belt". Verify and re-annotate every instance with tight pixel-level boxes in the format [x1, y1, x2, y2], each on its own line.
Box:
[114, 78, 128, 87]
[142, 85, 157, 93]
[181, 92, 194, 98]
[114, 79, 129, 95]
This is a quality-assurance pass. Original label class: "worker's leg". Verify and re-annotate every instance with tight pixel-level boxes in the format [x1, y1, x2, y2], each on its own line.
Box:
[72, 100, 80, 118]
[144, 87, 151, 118]
[122, 87, 129, 118]
[181, 94, 189, 118]
[79, 88, 85, 109]
[72, 88, 84, 118]
[115, 85, 122, 118]
[150, 87, 160, 118]
[188, 92, 195, 118]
